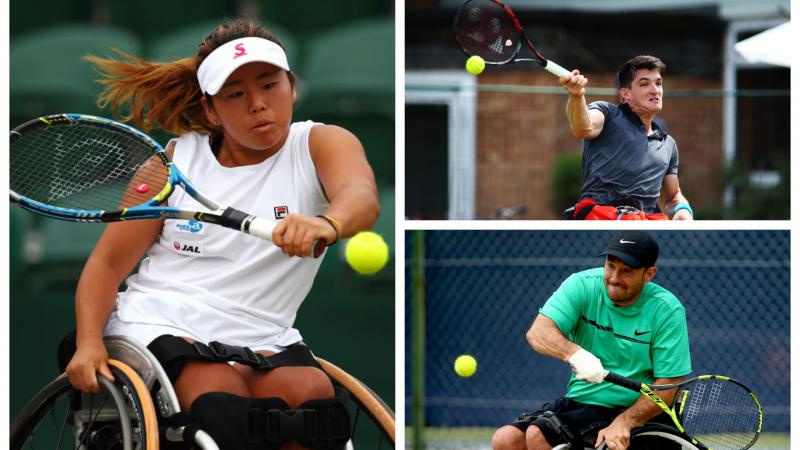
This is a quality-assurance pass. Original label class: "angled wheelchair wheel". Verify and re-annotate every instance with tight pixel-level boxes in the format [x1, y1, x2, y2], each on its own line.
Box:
[10, 359, 159, 450]
[595, 424, 702, 450]
[105, 336, 219, 449]
[317, 357, 395, 449]
[626, 430, 701, 450]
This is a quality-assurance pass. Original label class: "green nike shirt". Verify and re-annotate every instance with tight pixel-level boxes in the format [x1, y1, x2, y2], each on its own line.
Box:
[540, 267, 692, 408]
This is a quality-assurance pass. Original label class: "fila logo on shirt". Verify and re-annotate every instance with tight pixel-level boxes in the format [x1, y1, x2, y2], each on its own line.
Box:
[274, 206, 289, 219]
[234, 43, 247, 59]
[173, 240, 203, 255]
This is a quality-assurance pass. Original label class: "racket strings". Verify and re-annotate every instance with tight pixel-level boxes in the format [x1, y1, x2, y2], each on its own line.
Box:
[677, 378, 760, 450]
[455, 0, 520, 62]
[11, 122, 169, 213]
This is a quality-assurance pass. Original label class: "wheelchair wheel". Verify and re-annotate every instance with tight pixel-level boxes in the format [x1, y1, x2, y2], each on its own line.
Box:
[317, 357, 395, 449]
[595, 424, 702, 450]
[11, 359, 159, 450]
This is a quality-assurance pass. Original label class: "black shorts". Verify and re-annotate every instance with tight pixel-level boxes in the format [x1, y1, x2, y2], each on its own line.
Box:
[509, 397, 678, 447]
[510, 397, 622, 446]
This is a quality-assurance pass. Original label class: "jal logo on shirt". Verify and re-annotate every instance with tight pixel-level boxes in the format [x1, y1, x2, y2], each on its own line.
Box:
[173, 240, 203, 255]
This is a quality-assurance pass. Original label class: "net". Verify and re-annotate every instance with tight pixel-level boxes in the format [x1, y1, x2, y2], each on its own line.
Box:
[455, 0, 520, 63]
[10, 118, 169, 213]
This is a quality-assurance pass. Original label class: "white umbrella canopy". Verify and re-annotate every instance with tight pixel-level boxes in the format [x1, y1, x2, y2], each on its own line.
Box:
[734, 21, 792, 67]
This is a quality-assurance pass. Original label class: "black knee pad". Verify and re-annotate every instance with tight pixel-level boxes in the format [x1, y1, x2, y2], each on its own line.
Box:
[188, 389, 352, 450]
[533, 411, 582, 448]
[293, 387, 352, 450]
[190, 392, 289, 450]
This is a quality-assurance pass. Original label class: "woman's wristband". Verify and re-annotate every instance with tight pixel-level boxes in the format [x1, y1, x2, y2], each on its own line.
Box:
[317, 214, 342, 243]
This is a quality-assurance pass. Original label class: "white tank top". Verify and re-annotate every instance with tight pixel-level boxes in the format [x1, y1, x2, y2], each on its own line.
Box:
[114, 121, 329, 347]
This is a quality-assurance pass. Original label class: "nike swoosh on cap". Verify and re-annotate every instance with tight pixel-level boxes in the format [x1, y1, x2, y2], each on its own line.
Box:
[619, 239, 637, 244]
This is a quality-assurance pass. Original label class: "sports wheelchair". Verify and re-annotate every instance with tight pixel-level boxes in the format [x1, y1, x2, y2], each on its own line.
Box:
[11, 335, 395, 449]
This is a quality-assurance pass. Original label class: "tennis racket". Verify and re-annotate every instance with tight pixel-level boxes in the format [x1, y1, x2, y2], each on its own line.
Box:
[10, 113, 326, 258]
[454, 0, 571, 77]
[604, 371, 762, 450]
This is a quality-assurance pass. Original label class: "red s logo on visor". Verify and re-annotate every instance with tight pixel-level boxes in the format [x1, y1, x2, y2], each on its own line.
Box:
[234, 43, 247, 59]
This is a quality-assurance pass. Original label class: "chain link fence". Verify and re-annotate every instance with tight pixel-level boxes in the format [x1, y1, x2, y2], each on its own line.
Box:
[405, 230, 789, 449]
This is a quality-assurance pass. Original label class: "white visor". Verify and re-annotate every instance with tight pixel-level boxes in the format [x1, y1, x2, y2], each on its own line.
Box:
[197, 37, 290, 95]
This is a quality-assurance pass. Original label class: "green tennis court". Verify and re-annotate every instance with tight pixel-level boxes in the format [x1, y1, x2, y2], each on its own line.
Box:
[407, 427, 790, 450]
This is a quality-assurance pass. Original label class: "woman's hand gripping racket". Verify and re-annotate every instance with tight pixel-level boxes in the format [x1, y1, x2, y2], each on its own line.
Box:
[604, 371, 763, 450]
[10, 114, 326, 258]
[454, 0, 571, 77]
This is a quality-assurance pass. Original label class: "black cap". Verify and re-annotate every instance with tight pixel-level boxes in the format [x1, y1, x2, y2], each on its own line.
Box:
[600, 231, 659, 269]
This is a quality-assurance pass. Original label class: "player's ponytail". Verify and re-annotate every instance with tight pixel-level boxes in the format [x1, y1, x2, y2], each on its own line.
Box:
[85, 51, 207, 135]
[85, 18, 292, 136]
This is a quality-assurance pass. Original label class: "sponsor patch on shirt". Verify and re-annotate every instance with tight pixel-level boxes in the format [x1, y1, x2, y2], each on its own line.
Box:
[172, 240, 203, 255]
[274, 206, 289, 219]
[175, 220, 205, 235]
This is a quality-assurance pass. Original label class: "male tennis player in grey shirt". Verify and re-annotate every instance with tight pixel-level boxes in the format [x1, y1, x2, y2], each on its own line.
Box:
[559, 55, 694, 220]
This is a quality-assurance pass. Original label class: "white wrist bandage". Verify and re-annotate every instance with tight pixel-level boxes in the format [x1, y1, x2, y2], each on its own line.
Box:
[567, 348, 607, 383]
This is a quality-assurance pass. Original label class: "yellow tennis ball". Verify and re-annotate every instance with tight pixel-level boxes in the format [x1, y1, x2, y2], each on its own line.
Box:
[345, 231, 389, 275]
[454, 355, 477, 377]
[465, 55, 485, 75]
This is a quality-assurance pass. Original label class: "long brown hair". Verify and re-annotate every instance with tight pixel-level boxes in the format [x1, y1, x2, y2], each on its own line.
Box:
[85, 18, 293, 135]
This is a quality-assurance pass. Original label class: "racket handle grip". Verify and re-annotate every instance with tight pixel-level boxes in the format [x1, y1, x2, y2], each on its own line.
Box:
[246, 215, 277, 240]
[247, 216, 325, 258]
[604, 371, 643, 392]
[543, 60, 572, 78]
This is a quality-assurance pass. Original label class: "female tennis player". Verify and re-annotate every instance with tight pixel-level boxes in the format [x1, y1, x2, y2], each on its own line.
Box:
[64, 18, 379, 449]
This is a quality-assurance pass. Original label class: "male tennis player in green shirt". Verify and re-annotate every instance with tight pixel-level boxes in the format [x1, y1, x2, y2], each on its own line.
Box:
[491, 231, 691, 450]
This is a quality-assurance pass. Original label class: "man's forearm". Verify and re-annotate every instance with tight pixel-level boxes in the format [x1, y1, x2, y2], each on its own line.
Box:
[566, 94, 594, 138]
[663, 192, 689, 218]
[614, 390, 674, 429]
[614, 378, 683, 428]
[526, 315, 580, 361]
[659, 174, 693, 219]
